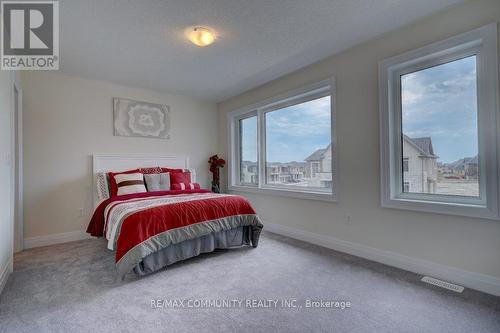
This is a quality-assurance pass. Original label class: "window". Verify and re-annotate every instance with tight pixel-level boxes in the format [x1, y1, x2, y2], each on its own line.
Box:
[264, 95, 332, 193]
[311, 162, 320, 178]
[379, 24, 499, 219]
[228, 80, 336, 201]
[239, 116, 258, 185]
[402, 56, 478, 197]
[402, 158, 409, 172]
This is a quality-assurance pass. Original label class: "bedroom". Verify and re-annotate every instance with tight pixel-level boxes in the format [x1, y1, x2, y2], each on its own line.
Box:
[0, 0, 499, 332]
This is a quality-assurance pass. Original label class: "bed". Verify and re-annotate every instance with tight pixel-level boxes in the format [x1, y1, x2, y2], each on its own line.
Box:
[87, 154, 263, 278]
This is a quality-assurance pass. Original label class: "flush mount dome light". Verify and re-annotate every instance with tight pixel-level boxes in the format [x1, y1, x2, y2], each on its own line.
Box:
[187, 27, 216, 47]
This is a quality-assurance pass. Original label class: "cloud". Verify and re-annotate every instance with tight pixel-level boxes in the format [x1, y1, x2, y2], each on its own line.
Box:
[401, 56, 479, 162]
[401, 56, 476, 106]
[266, 96, 331, 138]
[240, 96, 332, 162]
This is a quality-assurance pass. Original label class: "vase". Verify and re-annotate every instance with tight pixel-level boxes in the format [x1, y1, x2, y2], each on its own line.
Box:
[211, 168, 221, 193]
[211, 181, 220, 193]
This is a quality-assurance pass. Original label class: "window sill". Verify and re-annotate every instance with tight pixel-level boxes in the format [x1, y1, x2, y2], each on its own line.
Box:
[382, 196, 499, 221]
[228, 185, 337, 202]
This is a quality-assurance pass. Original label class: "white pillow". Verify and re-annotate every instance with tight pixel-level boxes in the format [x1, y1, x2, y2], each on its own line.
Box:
[114, 173, 147, 196]
[144, 172, 170, 192]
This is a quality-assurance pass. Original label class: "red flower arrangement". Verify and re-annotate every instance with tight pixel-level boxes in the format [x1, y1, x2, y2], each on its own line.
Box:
[208, 155, 226, 193]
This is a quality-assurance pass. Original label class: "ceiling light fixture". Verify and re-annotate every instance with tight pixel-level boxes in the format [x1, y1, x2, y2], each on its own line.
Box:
[187, 27, 216, 47]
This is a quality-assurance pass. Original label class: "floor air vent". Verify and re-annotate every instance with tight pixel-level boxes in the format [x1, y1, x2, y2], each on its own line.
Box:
[421, 276, 464, 293]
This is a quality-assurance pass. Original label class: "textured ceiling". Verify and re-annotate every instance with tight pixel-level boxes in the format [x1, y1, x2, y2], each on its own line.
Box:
[59, 0, 464, 101]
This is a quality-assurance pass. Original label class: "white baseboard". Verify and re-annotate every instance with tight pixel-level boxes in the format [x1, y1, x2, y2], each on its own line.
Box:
[0, 257, 12, 296]
[264, 222, 500, 297]
[24, 230, 91, 249]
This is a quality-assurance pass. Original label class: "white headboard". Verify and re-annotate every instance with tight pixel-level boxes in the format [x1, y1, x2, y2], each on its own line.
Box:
[92, 154, 190, 208]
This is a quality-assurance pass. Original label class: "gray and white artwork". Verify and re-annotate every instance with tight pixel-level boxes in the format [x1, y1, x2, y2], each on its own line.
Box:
[113, 98, 171, 139]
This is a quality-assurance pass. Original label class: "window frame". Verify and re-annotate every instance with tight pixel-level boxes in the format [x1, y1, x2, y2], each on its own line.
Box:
[235, 112, 258, 187]
[379, 23, 499, 220]
[227, 78, 337, 202]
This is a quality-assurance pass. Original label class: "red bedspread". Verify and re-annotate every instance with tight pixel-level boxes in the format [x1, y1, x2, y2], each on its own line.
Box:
[87, 189, 210, 237]
[87, 190, 261, 273]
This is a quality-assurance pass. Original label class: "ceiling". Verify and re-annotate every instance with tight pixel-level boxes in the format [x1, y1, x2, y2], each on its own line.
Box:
[59, 0, 464, 102]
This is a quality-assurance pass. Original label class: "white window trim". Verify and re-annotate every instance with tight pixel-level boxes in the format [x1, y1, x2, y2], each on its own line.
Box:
[234, 111, 258, 187]
[379, 23, 499, 220]
[227, 78, 338, 202]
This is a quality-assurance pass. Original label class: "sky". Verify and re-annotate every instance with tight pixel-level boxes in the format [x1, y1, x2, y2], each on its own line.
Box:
[241, 56, 478, 164]
[402, 55, 478, 163]
[241, 96, 331, 163]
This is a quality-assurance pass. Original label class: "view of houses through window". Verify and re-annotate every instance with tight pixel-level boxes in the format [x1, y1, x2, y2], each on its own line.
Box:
[401, 55, 479, 197]
[239, 95, 332, 192]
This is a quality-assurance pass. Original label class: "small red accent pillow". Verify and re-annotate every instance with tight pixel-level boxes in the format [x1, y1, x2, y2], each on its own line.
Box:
[169, 171, 191, 186]
[108, 169, 141, 197]
[140, 167, 162, 174]
[171, 183, 201, 190]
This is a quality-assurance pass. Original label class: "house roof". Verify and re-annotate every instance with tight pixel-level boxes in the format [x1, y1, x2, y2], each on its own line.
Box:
[305, 148, 326, 162]
[241, 160, 257, 167]
[305, 144, 331, 162]
[446, 155, 478, 170]
[467, 155, 479, 164]
[267, 161, 307, 167]
[403, 135, 438, 158]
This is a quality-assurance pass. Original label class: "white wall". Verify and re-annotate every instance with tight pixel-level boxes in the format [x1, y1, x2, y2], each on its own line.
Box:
[22, 72, 218, 238]
[0, 71, 13, 292]
[218, 0, 500, 291]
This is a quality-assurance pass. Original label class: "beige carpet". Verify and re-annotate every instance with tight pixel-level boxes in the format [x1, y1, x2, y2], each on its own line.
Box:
[0, 231, 499, 333]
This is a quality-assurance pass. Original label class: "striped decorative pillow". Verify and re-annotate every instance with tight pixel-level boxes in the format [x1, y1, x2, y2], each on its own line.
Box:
[108, 169, 140, 197]
[171, 182, 201, 190]
[114, 173, 147, 196]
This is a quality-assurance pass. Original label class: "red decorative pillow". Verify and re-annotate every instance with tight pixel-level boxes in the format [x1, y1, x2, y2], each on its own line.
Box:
[140, 167, 162, 174]
[108, 169, 141, 197]
[171, 183, 201, 190]
[169, 171, 191, 187]
[161, 167, 184, 173]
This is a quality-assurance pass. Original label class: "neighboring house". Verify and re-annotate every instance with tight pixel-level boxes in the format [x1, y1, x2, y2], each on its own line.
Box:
[240, 161, 258, 184]
[402, 136, 438, 193]
[305, 144, 332, 188]
[242, 144, 333, 189]
[267, 162, 306, 184]
[445, 155, 478, 180]
[241, 160, 306, 185]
